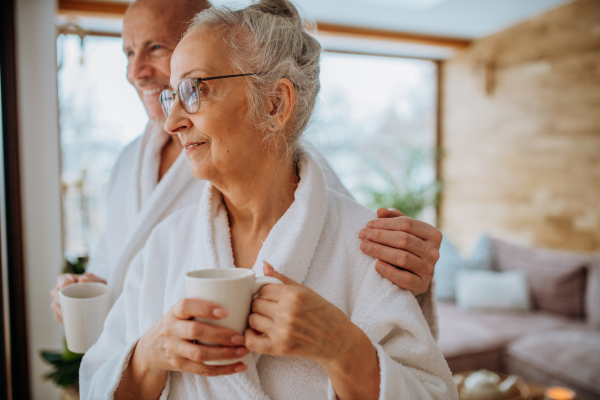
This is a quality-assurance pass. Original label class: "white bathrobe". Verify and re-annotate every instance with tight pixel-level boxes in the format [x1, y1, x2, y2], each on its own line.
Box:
[80, 151, 456, 400]
[85, 122, 206, 304]
[85, 124, 438, 339]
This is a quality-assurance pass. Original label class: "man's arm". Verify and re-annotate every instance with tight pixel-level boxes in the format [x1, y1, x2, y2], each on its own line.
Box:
[359, 208, 442, 296]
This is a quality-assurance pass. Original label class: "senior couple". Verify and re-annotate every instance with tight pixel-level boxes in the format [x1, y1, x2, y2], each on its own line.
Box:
[50, 0, 456, 398]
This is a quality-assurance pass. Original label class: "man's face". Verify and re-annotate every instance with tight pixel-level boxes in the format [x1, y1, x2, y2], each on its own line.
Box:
[122, 4, 181, 121]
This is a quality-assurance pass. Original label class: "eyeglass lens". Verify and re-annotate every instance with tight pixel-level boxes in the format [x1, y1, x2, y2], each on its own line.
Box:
[159, 90, 174, 117]
[179, 79, 200, 114]
[159, 78, 200, 118]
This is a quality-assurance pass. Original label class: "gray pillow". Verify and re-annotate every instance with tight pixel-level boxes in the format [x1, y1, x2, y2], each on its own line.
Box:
[434, 233, 493, 301]
[435, 236, 462, 301]
[456, 270, 531, 312]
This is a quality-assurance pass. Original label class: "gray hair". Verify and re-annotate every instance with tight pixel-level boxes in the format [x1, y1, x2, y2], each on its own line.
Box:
[187, 0, 321, 159]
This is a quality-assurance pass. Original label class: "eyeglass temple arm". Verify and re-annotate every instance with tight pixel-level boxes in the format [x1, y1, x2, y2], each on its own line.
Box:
[197, 72, 261, 83]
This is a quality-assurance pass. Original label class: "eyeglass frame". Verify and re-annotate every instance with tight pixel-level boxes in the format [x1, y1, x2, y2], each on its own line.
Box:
[159, 73, 260, 118]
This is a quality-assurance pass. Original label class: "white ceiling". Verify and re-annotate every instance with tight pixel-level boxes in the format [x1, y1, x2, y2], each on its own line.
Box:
[209, 0, 574, 39]
[89, 0, 574, 39]
[65, 0, 575, 59]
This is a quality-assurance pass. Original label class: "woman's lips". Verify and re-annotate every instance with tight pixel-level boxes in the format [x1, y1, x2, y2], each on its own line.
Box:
[184, 142, 206, 154]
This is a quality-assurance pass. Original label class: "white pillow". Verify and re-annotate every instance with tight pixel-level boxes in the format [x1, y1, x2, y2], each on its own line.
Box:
[456, 270, 531, 312]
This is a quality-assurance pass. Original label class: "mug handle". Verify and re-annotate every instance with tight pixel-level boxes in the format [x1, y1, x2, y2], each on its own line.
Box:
[252, 276, 283, 294]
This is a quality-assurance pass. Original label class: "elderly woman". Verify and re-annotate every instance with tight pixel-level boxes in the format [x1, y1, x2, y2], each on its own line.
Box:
[80, 1, 456, 399]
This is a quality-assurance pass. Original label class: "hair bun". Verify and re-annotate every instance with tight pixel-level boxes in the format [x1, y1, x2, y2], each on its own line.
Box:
[255, 0, 301, 22]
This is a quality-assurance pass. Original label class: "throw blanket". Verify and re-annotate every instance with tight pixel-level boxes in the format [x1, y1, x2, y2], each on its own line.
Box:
[80, 151, 456, 399]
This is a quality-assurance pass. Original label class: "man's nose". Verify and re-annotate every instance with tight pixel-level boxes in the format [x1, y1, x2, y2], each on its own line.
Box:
[127, 52, 152, 82]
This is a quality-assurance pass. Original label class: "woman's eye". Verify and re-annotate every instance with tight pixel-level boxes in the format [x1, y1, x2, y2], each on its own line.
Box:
[151, 44, 162, 51]
[126, 50, 134, 58]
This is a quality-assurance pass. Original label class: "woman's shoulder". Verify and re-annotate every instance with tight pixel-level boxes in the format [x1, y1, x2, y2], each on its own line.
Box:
[326, 189, 377, 235]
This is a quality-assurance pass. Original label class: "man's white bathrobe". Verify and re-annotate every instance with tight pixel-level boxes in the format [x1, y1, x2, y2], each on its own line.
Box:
[85, 122, 206, 303]
[80, 152, 456, 400]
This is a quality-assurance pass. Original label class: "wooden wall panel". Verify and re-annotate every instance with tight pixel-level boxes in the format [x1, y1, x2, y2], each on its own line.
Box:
[440, 0, 600, 253]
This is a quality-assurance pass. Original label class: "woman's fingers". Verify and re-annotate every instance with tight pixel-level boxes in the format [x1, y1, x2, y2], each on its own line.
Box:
[177, 340, 249, 363]
[251, 298, 277, 317]
[176, 319, 245, 346]
[244, 328, 273, 354]
[172, 298, 228, 320]
[248, 312, 274, 333]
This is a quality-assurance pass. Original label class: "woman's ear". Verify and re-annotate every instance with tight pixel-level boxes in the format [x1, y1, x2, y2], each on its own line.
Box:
[268, 78, 295, 130]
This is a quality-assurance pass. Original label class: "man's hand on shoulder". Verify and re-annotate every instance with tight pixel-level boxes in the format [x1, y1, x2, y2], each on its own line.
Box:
[359, 208, 442, 296]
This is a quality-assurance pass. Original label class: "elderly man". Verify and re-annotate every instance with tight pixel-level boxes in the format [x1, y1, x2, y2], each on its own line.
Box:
[50, 0, 442, 333]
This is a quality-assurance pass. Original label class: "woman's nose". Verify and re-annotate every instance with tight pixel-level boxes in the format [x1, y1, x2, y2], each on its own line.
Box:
[164, 100, 190, 135]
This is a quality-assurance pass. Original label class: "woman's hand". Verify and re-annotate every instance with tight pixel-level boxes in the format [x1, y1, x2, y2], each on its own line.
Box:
[116, 298, 249, 400]
[246, 262, 379, 400]
[244, 262, 355, 363]
[50, 273, 107, 323]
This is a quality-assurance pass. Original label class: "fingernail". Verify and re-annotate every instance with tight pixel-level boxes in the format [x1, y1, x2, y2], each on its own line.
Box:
[236, 347, 250, 357]
[235, 364, 247, 372]
[367, 221, 376, 229]
[359, 229, 367, 240]
[388, 208, 396, 212]
[231, 335, 245, 345]
[375, 263, 383, 273]
[360, 241, 369, 252]
[263, 261, 274, 271]
[213, 308, 228, 318]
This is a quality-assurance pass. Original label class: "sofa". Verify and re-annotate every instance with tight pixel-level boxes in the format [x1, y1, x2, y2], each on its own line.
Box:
[436, 238, 600, 400]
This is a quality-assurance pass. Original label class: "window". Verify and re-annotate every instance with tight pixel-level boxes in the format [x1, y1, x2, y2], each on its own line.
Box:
[57, 36, 438, 259]
[57, 34, 147, 258]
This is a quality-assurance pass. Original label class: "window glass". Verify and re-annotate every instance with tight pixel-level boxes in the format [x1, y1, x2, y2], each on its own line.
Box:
[57, 34, 147, 258]
[305, 52, 438, 224]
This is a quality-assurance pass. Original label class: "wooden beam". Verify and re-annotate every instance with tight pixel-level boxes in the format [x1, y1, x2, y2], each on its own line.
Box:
[57, 0, 471, 49]
[316, 22, 471, 49]
[58, 0, 130, 17]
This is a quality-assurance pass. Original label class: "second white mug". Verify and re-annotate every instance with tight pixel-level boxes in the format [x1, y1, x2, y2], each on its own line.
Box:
[185, 268, 282, 365]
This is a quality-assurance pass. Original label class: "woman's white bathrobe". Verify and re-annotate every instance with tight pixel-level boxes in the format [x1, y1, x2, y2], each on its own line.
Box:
[80, 153, 456, 400]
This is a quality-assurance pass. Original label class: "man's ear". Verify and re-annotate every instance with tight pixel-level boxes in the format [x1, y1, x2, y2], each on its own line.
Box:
[268, 78, 295, 130]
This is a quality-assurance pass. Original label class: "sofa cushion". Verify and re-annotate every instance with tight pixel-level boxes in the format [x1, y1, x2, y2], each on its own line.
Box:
[456, 270, 531, 312]
[437, 302, 574, 359]
[587, 256, 600, 329]
[506, 328, 600, 398]
[492, 238, 589, 319]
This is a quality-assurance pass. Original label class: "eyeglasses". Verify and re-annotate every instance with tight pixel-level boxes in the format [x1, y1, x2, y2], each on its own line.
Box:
[159, 73, 258, 118]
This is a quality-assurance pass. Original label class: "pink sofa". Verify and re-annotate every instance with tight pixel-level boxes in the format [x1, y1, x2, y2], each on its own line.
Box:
[437, 240, 600, 400]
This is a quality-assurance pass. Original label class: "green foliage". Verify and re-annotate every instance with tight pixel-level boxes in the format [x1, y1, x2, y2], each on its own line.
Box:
[40, 340, 83, 388]
[62, 256, 88, 275]
[359, 145, 440, 220]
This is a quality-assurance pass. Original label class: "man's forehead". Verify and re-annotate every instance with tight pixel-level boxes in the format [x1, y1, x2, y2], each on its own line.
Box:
[122, 3, 182, 46]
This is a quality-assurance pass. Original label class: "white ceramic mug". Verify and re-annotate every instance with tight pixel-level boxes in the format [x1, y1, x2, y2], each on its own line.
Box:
[185, 268, 282, 365]
[59, 282, 110, 354]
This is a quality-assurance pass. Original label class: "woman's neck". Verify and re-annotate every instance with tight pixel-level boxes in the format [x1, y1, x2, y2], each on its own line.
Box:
[218, 156, 299, 270]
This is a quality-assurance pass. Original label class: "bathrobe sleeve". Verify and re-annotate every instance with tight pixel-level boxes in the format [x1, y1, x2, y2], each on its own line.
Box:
[330, 262, 456, 400]
[79, 248, 169, 400]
